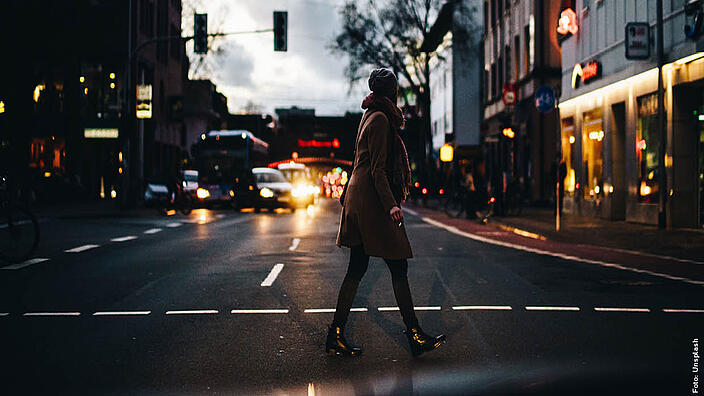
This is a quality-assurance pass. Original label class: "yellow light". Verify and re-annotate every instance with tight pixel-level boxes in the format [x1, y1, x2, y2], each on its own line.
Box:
[201, 133, 206, 140]
[0, 101, 4, 114]
[502, 128, 515, 139]
[110, 189, 117, 199]
[440, 143, 454, 162]
[609, 185, 614, 193]
[640, 181, 652, 196]
[43, 171, 51, 178]
[33, 84, 45, 103]
[110, 82, 116, 89]
[675, 52, 704, 65]
[229, 190, 235, 197]
[647, 170, 654, 180]
[260, 187, 274, 198]
[248, 185, 254, 191]
[166, 209, 177, 216]
[588, 130, 604, 141]
[118, 151, 123, 162]
[109, 73, 116, 79]
[241, 132, 247, 139]
[594, 185, 600, 194]
[79, 76, 85, 83]
[568, 136, 575, 144]
[665, 154, 673, 168]
[118, 167, 123, 174]
[84, 87, 88, 95]
[196, 188, 210, 199]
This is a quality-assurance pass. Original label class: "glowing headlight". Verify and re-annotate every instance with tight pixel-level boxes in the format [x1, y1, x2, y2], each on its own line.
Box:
[196, 188, 210, 199]
[260, 187, 274, 198]
[292, 185, 308, 198]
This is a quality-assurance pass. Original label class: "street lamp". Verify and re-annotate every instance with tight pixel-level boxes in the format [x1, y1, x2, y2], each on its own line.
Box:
[440, 144, 453, 162]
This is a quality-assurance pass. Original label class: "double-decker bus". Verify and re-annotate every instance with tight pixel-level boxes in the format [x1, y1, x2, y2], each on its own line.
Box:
[191, 130, 269, 206]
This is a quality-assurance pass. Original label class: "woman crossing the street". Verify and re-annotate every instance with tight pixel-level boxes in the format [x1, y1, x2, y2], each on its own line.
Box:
[328, 68, 446, 357]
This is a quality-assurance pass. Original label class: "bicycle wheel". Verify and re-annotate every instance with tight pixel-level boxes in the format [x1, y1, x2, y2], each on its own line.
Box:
[0, 204, 40, 263]
[443, 192, 464, 218]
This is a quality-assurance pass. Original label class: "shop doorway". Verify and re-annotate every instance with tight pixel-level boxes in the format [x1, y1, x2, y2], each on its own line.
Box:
[610, 102, 626, 220]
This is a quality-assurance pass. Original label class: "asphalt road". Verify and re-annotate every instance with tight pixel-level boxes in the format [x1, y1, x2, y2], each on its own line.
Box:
[1, 199, 702, 394]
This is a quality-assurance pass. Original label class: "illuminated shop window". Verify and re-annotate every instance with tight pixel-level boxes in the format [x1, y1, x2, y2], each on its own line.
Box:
[582, 109, 603, 200]
[561, 117, 576, 196]
[636, 93, 660, 203]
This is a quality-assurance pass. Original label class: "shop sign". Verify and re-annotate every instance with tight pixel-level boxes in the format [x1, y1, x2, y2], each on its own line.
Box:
[535, 85, 556, 113]
[502, 83, 517, 106]
[136, 84, 152, 119]
[84, 128, 119, 139]
[557, 8, 578, 39]
[625, 22, 651, 60]
[571, 61, 601, 89]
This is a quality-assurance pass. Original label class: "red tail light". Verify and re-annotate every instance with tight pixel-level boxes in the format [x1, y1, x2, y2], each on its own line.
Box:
[439, 188, 444, 195]
[421, 188, 428, 195]
[489, 196, 495, 203]
[414, 182, 420, 188]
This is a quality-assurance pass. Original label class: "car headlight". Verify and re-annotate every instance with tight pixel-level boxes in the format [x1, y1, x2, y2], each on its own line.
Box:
[292, 185, 308, 198]
[260, 187, 274, 198]
[196, 188, 210, 199]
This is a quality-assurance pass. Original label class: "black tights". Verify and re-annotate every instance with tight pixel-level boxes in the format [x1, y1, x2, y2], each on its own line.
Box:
[332, 245, 419, 329]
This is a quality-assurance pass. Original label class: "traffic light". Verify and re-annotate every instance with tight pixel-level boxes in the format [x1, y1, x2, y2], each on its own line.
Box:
[194, 13, 208, 54]
[273, 11, 287, 52]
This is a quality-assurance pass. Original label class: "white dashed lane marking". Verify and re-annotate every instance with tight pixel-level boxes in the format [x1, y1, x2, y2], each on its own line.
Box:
[165, 310, 219, 315]
[260, 263, 284, 287]
[110, 236, 137, 242]
[23, 312, 81, 317]
[288, 238, 300, 251]
[0, 313, 9, 316]
[166, 222, 182, 228]
[662, 308, 704, 313]
[525, 306, 581, 311]
[143, 228, 163, 234]
[231, 309, 289, 314]
[378, 306, 442, 311]
[594, 307, 651, 312]
[65, 244, 100, 253]
[1, 258, 50, 270]
[304, 308, 368, 313]
[93, 311, 151, 316]
[452, 305, 513, 311]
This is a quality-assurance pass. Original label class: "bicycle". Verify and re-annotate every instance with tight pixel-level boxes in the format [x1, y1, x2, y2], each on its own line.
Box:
[0, 175, 40, 263]
[164, 183, 193, 215]
[442, 186, 495, 224]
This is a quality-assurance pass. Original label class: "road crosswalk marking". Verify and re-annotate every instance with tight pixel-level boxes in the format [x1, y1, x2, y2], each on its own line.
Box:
[261, 263, 284, 287]
[288, 238, 300, 251]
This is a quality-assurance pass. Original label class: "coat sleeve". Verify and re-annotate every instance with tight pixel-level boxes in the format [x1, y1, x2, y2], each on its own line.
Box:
[366, 113, 397, 214]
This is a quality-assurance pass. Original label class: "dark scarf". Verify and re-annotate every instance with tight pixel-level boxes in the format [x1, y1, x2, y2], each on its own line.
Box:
[361, 93, 412, 201]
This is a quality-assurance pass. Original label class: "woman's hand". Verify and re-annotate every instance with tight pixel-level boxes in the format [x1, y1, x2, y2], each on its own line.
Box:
[390, 206, 403, 224]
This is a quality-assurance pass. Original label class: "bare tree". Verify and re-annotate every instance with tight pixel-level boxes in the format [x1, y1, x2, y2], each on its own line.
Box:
[182, 0, 229, 80]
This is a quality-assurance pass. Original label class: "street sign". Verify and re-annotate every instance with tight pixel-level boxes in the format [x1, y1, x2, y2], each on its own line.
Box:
[625, 22, 651, 60]
[502, 83, 517, 106]
[136, 84, 152, 119]
[535, 85, 556, 113]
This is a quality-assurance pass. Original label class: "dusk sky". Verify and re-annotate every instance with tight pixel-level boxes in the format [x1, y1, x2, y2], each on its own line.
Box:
[184, 0, 369, 116]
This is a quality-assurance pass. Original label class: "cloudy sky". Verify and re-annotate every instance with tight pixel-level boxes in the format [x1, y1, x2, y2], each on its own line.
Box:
[184, 0, 369, 116]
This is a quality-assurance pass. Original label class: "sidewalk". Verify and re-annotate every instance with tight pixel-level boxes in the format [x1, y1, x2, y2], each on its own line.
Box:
[489, 206, 704, 263]
[404, 201, 704, 285]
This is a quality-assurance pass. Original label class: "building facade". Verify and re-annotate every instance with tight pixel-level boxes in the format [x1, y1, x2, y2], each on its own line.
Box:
[558, 0, 704, 228]
[483, 0, 563, 210]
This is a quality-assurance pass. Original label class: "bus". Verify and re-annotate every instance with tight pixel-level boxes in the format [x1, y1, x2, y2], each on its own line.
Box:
[191, 130, 269, 206]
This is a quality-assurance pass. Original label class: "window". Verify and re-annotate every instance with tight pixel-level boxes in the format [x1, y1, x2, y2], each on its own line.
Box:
[524, 25, 530, 75]
[561, 117, 576, 196]
[582, 109, 604, 200]
[636, 93, 661, 203]
[505, 45, 511, 82]
[514, 35, 520, 80]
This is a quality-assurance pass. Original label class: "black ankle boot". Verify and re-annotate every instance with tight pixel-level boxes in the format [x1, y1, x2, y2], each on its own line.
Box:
[404, 327, 446, 357]
[325, 325, 362, 356]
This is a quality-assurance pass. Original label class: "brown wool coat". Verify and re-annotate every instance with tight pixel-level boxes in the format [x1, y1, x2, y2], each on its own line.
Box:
[336, 110, 413, 259]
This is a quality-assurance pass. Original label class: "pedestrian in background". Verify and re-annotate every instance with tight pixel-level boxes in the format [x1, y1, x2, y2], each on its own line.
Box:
[330, 68, 446, 357]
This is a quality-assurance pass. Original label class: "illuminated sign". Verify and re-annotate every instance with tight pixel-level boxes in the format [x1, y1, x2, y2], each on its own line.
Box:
[297, 139, 339, 148]
[440, 144, 453, 162]
[502, 83, 517, 106]
[557, 8, 578, 38]
[571, 61, 601, 88]
[136, 84, 152, 119]
[84, 128, 119, 139]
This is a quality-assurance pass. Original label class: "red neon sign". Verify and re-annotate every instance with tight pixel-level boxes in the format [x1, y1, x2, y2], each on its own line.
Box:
[581, 61, 600, 83]
[297, 139, 332, 148]
[557, 8, 578, 36]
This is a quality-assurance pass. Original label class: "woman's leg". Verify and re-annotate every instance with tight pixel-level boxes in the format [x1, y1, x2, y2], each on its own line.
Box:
[332, 245, 370, 327]
[383, 258, 419, 329]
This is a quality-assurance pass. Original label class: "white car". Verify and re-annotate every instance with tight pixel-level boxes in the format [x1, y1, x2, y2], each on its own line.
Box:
[252, 167, 294, 210]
